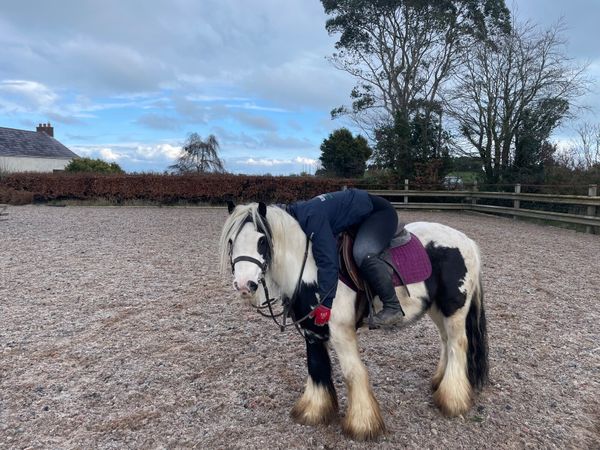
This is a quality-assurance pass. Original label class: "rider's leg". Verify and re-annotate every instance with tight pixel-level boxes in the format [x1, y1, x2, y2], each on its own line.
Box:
[353, 195, 404, 327]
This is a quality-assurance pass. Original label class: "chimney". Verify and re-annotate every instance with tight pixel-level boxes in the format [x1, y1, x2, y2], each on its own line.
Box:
[36, 122, 54, 137]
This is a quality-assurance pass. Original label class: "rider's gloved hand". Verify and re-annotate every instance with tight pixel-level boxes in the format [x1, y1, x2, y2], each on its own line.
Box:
[310, 305, 331, 326]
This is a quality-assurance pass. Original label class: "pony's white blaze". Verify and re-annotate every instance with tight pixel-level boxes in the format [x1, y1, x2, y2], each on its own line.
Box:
[230, 222, 265, 298]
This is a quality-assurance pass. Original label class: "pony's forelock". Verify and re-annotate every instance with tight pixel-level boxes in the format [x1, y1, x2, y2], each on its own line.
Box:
[219, 203, 282, 275]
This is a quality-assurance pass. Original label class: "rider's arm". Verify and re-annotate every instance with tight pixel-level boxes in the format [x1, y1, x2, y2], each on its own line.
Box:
[304, 213, 338, 309]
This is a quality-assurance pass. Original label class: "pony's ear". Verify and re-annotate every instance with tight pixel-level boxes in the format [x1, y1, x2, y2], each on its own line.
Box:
[227, 200, 236, 214]
[258, 202, 267, 218]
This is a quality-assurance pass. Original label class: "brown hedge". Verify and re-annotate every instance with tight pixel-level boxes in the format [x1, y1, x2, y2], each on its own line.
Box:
[0, 173, 357, 205]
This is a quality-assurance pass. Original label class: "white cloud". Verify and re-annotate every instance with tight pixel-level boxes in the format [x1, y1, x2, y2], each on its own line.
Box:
[242, 156, 318, 166]
[185, 94, 250, 102]
[244, 158, 289, 166]
[99, 148, 122, 161]
[294, 156, 318, 165]
[242, 52, 354, 109]
[0, 80, 58, 111]
[135, 143, 183, 160]
[226, 102, 288, 113]
[71, 142, 183, 163]
[0, 79, 170, 122]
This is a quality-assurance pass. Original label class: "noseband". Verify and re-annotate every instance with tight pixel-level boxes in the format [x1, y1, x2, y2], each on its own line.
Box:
[231, 255, 267, 274]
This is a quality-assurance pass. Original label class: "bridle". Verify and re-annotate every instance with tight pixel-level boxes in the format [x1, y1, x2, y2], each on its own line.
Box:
[230, 254, 280, 316]
[231, 231, 324, 335]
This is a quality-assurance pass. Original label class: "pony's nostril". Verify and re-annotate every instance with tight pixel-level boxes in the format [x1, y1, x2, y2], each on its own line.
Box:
[248, 281, 258, 292]
[234, 281, 239, 290]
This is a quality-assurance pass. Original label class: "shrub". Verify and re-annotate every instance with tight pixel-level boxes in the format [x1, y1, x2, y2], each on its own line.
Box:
[65, 158, 124, 174]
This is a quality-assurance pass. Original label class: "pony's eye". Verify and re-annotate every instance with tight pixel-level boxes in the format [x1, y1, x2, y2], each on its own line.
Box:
[257, 236, 267, 255]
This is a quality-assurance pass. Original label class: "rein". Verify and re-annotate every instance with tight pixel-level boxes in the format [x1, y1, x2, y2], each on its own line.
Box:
[262, 234, 312, 334]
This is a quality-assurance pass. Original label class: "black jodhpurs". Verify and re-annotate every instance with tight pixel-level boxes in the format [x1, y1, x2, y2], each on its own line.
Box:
[352, 194, 398, 267]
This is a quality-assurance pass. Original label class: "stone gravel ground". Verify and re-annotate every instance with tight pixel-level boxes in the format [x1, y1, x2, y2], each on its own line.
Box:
[0, 206, 598, 449]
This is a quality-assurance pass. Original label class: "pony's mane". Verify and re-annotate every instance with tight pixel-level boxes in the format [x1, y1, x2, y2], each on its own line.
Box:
[219, 203, 290, 274]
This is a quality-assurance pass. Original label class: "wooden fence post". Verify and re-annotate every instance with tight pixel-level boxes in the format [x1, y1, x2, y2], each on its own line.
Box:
[586, 184, 598, 234]
[471, 180, 478, 208]
[513, 183, 522, 220]
[404, 179, 409, 204]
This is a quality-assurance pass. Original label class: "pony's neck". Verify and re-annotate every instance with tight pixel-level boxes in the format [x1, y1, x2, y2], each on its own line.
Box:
[268, 208, 317, 297]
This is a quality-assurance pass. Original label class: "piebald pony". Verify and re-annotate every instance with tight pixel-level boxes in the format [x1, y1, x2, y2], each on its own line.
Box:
[219, 202, 488, 440]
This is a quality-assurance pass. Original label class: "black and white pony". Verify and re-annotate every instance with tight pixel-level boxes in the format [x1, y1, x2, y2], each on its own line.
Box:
[219, 202, 488, 440]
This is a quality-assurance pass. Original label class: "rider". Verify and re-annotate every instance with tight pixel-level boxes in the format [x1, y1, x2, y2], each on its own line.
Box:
[286, 188, 404, 328]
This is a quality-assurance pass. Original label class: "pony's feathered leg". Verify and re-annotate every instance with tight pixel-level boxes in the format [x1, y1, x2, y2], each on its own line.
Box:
[428, 305, 448, 392]
[329, 286, 385, 441]
[432, 253, 488, 417]
[290, 338, 338, 425]
[432, 304, 473, 416]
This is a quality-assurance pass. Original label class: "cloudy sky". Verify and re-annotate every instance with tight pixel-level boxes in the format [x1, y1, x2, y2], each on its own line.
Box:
[1, 0, 599, 174]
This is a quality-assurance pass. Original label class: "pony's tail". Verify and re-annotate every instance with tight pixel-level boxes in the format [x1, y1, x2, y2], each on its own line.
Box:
[466, 273, 489, 390]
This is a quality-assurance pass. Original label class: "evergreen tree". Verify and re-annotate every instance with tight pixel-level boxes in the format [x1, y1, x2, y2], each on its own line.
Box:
[318, 128, 372, 178]
[372, 112, 451, 183]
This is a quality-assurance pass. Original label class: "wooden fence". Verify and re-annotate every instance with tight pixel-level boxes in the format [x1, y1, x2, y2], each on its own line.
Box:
[368, 182, 599, 234]
[0, 204, 7, 221]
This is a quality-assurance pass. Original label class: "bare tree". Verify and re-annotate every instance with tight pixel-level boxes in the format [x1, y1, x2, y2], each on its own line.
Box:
[571, 122, 600, 169]
[322, 0, 511, 134]
[169, 133, 225, 174]
[445, 20, 588, 183]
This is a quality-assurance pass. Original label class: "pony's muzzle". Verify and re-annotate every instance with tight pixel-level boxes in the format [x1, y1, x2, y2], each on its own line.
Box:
[234, 280, 259, 297]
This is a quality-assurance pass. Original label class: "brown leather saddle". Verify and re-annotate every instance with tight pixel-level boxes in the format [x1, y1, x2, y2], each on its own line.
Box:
[338, 222, 410, 292]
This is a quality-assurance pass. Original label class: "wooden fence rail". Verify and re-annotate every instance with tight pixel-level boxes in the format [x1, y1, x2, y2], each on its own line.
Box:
[367, 183, 599, 234]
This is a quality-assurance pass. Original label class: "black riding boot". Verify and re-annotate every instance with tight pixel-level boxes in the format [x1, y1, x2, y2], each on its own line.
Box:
[360, 255, 405, 328]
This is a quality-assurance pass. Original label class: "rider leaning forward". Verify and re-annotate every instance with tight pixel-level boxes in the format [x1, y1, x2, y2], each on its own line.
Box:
[286, 188, 404, 328]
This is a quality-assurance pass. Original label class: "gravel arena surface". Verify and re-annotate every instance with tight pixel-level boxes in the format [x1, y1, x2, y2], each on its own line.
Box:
[1, 205, 599, 449]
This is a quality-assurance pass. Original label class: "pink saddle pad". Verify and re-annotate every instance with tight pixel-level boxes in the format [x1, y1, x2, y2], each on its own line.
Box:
[389, 233, 432, 286]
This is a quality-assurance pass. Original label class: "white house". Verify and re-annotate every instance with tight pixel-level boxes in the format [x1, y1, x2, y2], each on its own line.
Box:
[0, 123, 79, 173]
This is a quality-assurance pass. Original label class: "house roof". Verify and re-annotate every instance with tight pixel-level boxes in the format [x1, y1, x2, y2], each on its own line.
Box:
[0, 126, 79, 159]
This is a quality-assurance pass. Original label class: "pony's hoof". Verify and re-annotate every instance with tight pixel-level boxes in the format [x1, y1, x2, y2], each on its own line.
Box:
[341, 392, 386, 441]
[341, 413, 385, 441]
[433, 383, 473, 417]
[290, 404, 337, 426]
[290, 389, 338, 426]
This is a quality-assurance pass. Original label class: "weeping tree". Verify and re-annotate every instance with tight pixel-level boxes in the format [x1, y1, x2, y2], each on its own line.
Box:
[169, 133, 225, 174]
